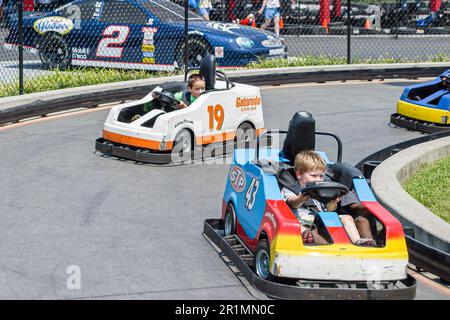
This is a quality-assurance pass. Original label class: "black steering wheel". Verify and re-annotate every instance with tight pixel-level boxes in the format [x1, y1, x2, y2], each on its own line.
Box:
[301, 181, 349, 205]
[152, 91, 181, 109]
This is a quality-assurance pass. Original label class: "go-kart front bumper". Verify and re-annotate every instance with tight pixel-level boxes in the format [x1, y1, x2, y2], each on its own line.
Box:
[390, 113, 450, 134]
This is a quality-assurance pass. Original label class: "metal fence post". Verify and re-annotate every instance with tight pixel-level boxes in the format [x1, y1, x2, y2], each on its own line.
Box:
[184, 0, 189, 74]
[18, 0, 24, 95]
[346, 0, 351, 64]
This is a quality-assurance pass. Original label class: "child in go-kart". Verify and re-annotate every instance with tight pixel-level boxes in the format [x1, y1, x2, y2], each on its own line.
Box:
[131, 74, 206, 121]
[174, 74, 206, 109]
[281, 150, 376, 246]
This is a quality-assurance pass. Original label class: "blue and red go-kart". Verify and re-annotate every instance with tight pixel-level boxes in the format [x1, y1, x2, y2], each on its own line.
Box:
[4, 0, 287, 70]
[204, 111, 416, 299]
[391, 70, 450, 133]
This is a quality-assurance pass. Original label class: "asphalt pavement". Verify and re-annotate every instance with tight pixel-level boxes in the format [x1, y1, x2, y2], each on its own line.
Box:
[0, 79, 449, 299]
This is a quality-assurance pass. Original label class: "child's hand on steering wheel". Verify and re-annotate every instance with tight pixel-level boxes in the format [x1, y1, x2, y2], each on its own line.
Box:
[177, 101, 188, 109]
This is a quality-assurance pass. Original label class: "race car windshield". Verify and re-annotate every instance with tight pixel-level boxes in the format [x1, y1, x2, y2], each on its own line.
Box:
[141, 0, 203, 22]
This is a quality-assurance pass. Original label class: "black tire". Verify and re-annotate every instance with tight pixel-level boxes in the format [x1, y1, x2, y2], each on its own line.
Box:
[38, 33, 71, 70]
[175, 38, 212, 70]
[253, 238, 274, 280]
[224, 203, 236, 237]
[171, 129, 193, 163]
[235, 122, 256, 148]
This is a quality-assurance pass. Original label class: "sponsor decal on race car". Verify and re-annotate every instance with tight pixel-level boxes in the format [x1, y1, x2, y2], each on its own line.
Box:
[142, 27, 157, 45]
[143, 51, 155, 58]
[214, 47, 224, 58]
[142, 44, 155, 52]
[229, 166, 246, 193]
[265, 211, 277, 229]
[142, 57, 155, 64]
[33, 16, 74, 35]
[72, 47, 90, 59]
[174, 119, 194, 128]
[93, 1, 102, 18]
[206, 22, 240, 34]
[235, 96, 261, 112]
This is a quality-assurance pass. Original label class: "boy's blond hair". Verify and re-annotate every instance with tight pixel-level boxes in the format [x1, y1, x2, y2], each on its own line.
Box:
[294, 150, 326, 174]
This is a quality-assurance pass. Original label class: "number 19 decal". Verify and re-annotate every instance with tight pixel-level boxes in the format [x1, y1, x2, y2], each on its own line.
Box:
[207, 104, 224, 131]
[245, 177, 259, 210]
[96, 25, 130, 58]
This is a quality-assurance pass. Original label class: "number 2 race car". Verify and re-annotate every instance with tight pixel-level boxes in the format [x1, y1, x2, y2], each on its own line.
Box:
[204, 111, 416, 299]
[95, 55, 264, 164]
[4, 0, 287, 70]
[391, 69, 450, 133]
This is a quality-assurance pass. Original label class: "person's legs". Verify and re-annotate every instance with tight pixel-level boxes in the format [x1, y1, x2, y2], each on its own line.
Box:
[354, 216, 374, 240]
[339, 214, 361, 243]
[273, 15, 280, 36]
[261, 18, 271, 30]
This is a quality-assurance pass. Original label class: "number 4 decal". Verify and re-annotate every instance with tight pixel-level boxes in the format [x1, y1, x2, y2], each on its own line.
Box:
[245, 177, 259, 210]
[96, 25, 130, 58]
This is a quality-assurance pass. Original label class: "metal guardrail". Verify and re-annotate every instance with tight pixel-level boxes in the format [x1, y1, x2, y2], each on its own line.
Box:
[355, 130, 450, 283]
[1, 65, 449, 125]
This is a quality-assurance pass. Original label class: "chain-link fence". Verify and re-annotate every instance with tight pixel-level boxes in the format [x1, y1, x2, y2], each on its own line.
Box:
[1, 0, 449, 96]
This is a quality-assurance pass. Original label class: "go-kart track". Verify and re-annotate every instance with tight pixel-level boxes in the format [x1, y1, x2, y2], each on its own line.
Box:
[1, 79, 449, 300]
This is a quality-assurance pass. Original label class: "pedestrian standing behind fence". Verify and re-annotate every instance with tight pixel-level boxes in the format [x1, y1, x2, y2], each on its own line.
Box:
[198, 0, 213, 20]
[258, 0, 296, 36]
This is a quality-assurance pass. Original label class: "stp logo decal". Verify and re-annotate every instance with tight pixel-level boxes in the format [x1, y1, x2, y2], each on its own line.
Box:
[229, 166, 246, 193]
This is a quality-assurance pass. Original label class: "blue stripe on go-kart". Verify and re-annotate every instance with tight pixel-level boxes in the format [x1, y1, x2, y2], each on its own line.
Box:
[318, 212, 343, 227]
[353, 178, 377, 202]
[224, 149, 283, 240]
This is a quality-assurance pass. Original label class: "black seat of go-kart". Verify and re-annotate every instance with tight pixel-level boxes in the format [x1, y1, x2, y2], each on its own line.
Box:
[281, 111, 316, 164]
[327, 162, 364, 189]
[199, 54, 216, 91]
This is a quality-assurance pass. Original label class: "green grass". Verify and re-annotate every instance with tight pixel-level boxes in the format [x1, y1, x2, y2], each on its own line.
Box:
[0, 67, 179, 97]
[1, 53, 449, 98]
[403, 156, 450, 224]
[248, 53, 450, 69]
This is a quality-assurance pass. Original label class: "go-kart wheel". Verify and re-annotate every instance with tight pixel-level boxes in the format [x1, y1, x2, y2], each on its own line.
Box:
[224, 203, 236, 236]
[236, 122, 256, 146]
[172, 129, 193, 162]
[38, 33, 71, 70]
[254, 238, 274, 281]
[175, 38, 212, 69]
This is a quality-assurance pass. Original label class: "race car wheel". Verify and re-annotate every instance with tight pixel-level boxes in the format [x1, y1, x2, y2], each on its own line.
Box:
[254, 238, 274, 281]
[38, 33, 72, 70]
[175, 38, 212, 69]
[224, 203, 236, 236]
[236, 122, 256, 147]
[172, 129, 193, 162]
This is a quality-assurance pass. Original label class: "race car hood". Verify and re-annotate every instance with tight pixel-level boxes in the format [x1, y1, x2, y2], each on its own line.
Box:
[189, 21, 284, 47]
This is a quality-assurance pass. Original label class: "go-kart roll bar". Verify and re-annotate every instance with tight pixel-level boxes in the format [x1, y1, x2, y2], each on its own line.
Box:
[254, 130, 343, 163]
[184, 68, 231, 89]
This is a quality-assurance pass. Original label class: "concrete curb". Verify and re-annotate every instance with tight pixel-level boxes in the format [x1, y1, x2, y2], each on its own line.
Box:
[1, 62, 449, 112]
[371, 136, 450, 253]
